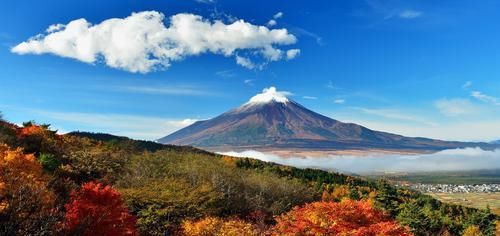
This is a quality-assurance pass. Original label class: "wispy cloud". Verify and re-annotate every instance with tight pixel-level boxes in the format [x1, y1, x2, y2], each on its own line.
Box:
[194, 0, 215, 4]
[215, 69, 236, 78]
[352, 107, 437, 126]
[36, 110, 197, 140]
[434, 98, 478, 116]
[326, 80, 340, 90]
[302, 96, 318, 100]
[273, 12, 284, 19]
[113, 85, 214, 96]
[291, 27, 324, 46]
[398, 10, 422, 19]
[334, 99, 345, 104]
[365, 0, 423, 20]
[471, 91, 500, 106]
[244, 79, 255, 86]
[337, 117, 500, 142]
[353, 107, 437, 126]
[462, 81, 472, 89]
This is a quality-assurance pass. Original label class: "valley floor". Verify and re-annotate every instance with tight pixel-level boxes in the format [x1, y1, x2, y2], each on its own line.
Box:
[429, 192, 500, 216]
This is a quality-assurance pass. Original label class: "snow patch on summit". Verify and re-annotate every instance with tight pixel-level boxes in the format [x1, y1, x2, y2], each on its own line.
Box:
[246, 87, 291, 105]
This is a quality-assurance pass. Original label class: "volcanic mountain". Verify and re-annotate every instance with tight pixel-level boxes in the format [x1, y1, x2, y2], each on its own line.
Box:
[158, 87, 494, 152]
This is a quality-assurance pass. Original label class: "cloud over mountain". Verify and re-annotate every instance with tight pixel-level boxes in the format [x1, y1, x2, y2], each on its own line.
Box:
[11, 11, 299, 73]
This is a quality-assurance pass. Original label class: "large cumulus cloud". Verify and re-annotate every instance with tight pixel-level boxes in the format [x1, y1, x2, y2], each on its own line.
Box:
[12, 11, 300, 73]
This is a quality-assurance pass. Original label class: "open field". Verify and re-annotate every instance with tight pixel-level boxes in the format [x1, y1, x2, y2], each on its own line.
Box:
[429, 193, 500, 216]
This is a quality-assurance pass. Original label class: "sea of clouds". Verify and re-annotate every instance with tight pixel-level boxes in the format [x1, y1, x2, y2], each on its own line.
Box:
[220, 147, 500, 174]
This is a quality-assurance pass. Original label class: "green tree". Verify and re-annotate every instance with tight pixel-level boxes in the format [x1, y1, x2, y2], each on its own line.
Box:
[38, 153, 61, 172]
[464, 206, 496, 236]
[396, 202, 432, 236]
[375, 180, 400, 216]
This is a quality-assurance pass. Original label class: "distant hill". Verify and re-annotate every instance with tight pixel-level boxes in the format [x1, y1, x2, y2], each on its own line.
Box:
[159, 87, 497, 152]
[68, 131, 210, 154]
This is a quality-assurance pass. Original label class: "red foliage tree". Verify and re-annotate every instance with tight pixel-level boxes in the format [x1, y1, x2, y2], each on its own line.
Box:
[273, 199, 412, 236]
[62, 182, 137, 236]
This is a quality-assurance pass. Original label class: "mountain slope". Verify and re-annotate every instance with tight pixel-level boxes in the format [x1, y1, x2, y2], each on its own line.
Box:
[158, 87, 495, 151]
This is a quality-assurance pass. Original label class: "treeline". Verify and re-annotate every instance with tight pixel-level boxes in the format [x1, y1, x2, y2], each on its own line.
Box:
[0, 117, 497, 235]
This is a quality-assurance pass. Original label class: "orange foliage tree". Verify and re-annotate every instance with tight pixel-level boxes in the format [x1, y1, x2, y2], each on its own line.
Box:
[62, 182, 137, 236]
[182, 216, 257, 236]
[0, 144, 56, 234]
[16, 122, 61, 156]
[273, 199, 412, 236]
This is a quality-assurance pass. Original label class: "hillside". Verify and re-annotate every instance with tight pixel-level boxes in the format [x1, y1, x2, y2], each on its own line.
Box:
[0, 118, 498, 235]
[159, 87, 496, 152]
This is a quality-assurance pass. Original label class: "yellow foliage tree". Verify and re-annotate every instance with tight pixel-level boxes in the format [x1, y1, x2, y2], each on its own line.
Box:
[0, 144, 56, 234]
[182, 216, 256, 236]
[496, 221, 500, 236]
[322, 185, 351, 202]
[463, 225, 482, 236]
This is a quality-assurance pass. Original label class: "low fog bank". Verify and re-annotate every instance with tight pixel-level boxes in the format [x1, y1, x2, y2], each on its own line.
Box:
[220, 148, 500, 174]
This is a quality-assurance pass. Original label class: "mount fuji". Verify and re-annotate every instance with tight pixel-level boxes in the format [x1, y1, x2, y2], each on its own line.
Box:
[158, 87, 496, 152]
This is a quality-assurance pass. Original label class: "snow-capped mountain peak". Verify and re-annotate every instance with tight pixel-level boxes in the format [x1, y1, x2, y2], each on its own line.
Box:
[245, 86, 290, 105]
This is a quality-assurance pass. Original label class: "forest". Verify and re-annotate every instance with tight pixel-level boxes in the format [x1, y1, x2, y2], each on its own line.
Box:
[0, 114, 497, 236]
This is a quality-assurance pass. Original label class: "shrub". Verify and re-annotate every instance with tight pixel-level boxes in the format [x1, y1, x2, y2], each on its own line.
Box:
[62, 182, 137, 236]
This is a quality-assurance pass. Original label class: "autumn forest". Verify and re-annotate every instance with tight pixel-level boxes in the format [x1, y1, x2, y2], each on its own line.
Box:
[0, 114, 497, 235]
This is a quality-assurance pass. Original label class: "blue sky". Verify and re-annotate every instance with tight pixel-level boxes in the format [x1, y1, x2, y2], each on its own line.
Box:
[1, 0, 499, 141]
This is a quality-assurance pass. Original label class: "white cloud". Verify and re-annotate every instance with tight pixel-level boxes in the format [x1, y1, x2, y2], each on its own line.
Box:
[262, 46, 283, 61]
[246, 86, 291, 104]
[334, 99, 345, 104]
[12, 11, 299, 73]
[399, 10, 422, 19]
[46, 24, 64, 33]
[302, 96, 317, 100]
[267, 12, 284, 27]
[286, 49, 300, 60]
[434, 98, 478, 116]
[273, 12, 284, 19]
[471, 91, 500, 106]
[267, 19, 277, 27]
[221, 148, 500, 174]
[236, 55, 257, 69]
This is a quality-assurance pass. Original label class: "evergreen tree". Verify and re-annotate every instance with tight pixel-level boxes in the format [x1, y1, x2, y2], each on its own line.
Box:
[396, 202, 432, 236]
[375, 180, 400, 216]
